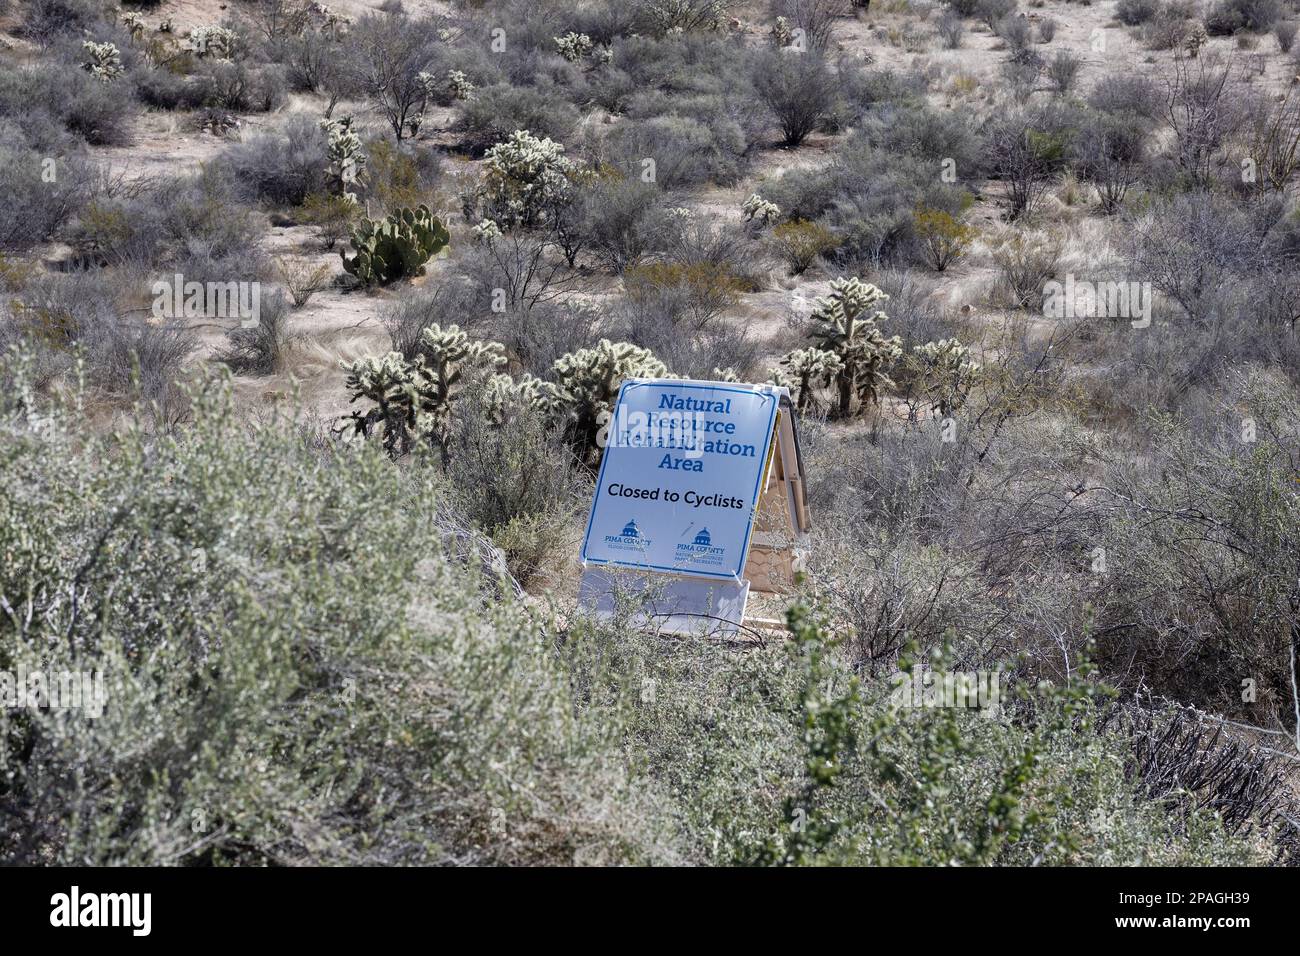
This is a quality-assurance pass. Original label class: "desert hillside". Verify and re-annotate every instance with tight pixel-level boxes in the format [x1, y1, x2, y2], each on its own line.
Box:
[1, 0, 1299, 867]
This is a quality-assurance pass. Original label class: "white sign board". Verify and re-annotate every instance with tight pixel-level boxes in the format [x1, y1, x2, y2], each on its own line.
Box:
[579, 379, 780, 583]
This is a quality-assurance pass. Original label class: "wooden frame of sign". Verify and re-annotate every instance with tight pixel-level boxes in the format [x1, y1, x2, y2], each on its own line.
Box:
[577, 381, 811, 638]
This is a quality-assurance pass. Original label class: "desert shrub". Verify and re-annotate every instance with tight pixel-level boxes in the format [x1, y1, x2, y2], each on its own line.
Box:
[300, 192, 360, 249]
[996, 12, 1033, 53]
[664, 217, 762, 288]
[601, 113, 749, 188]
[630, 0, 736, 34]
[1160, 54, 1248, 186]
[1124, 191, 1273, 324]
[1276, 21, 1298, 52]
[72, 166, 262, 278]
[221, 115, 329, 207]
[614, 286, 760, 380]
[762, 136, 967, 267]
[937, 12, 964, 47]
[1084, 390, 1300, 717]
[20, 0, 108, 46]
[751, 49, 837, 147]
[275, 257, 331, 308]
[978, 0, 1017, 29]
[992, 229, 1063, 310]
[858, 103, 986, 178]
[913, 204, 977, 270]
[364, 138, 442, 211]
[0, 139, 96, 252]
[462, 224, 576, 313]
[456, 83, 581, 155]
[577, 178, 670, 273]
[835, 58, 929, 120]
[771, 219, 837, 273]
[1140, 2, 1201, 49]
[1117, 0, 1161, 24]
[196, 59, 289, 113]
[872, 268, 956, 347]
[0, 62, 138, 147]
[285, 25, 357, 103]
[447, 402, 584, 585]
[134, 67, 215, 110]
[1088, 73, 1163, 121]
[1205, 0, 1280, 34]
[1046, 50, 1084, 94]
[487, 300, 599, 378]
[986, 104, 1076, 220]
[346, 12, 443, 140]
[2, 271, 196, 409]
[770, 0, 850, 52]
[1076, 112, 1148, 214]
[1038, 17, 1057, 42]
[384, 281, 483, 359]
[217, 289, 291, 374]
[0, 369, 668, 865]
[623, 260, 745, 329]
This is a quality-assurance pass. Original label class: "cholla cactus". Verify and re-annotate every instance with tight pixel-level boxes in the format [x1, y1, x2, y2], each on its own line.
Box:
[593, 46, 613, 66]
[771, 16, 793, 46]
[340, 352, 421, 456]
[906, 338, 980, 417]
[542, 339, 668, 465]
[119, 11, 146, 41]
[447, 69, 475, 100]
[341, 327, 505, 460]
[1185, 21, 1208, 58]
[711, 366, 740, 383]
[742, 193, 780, 226]
[808, 277, 902, 416]
[482, 372, 546, 424]
[414, 324, 507, 458]
[483, 373, 521, 425]
[81, 41, 124, 82]
[311, 3, 352, 37]
[773, 347, 845, 414]
[554, 32, 594, 62]
[187, 26, 240, 60]
[320, 115, 366, 204]
[471, 218, 503, 243]
[474, 129, 577, 231]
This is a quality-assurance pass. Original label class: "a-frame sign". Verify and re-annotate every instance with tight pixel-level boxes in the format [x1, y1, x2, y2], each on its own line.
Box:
[577, 378, 811, 635]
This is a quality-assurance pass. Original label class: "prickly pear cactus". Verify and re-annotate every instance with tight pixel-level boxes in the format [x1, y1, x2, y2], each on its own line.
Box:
[341, 205, 450, 285]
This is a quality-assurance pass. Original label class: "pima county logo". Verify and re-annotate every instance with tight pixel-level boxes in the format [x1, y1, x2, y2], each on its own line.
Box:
[676, 526, 727, 568]
[605, 518, 651, 553]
